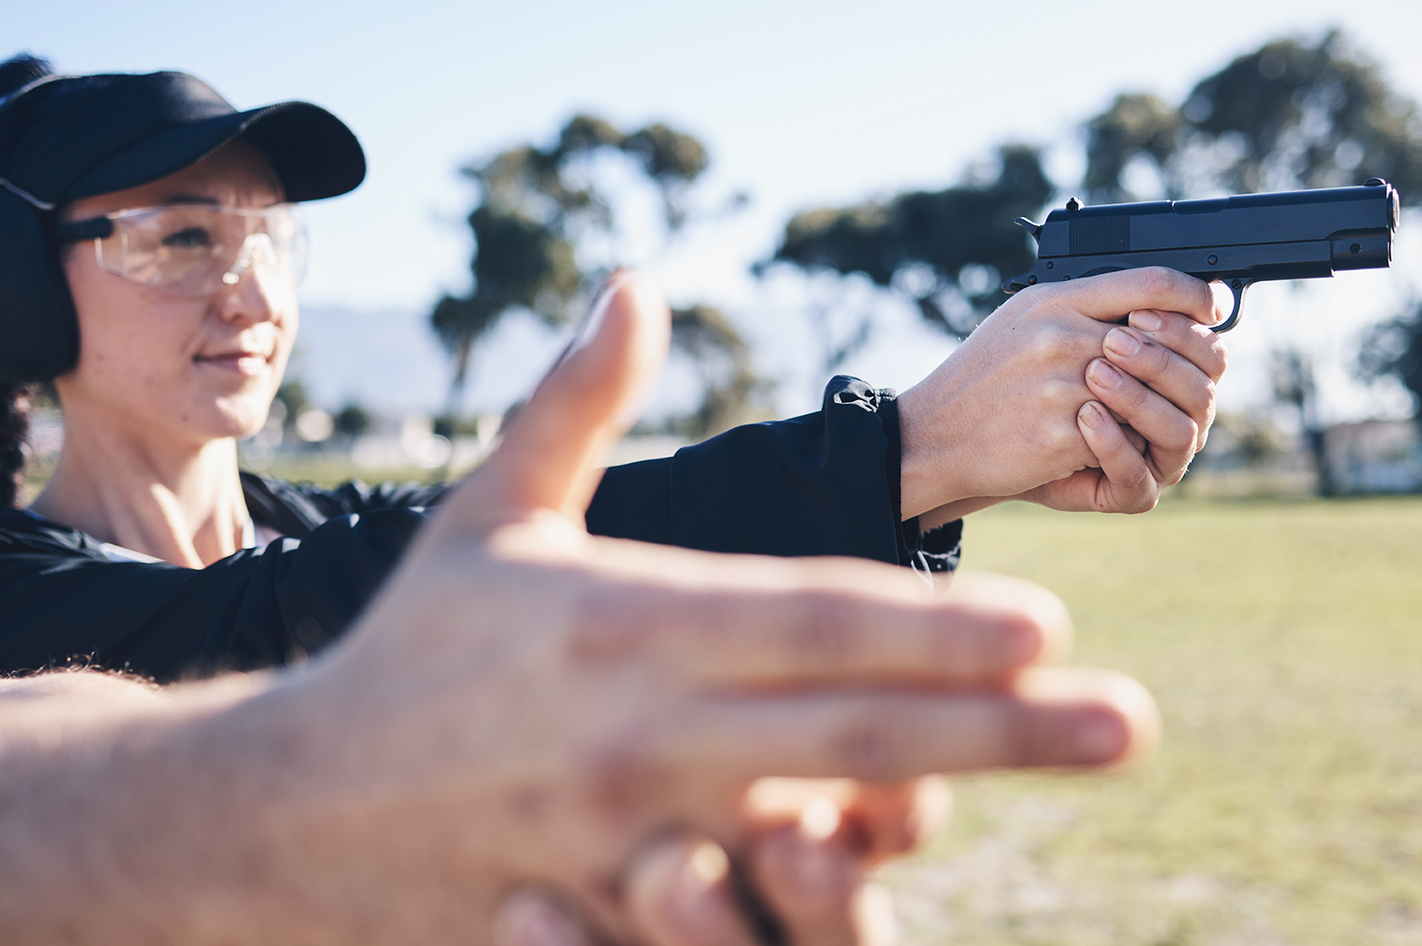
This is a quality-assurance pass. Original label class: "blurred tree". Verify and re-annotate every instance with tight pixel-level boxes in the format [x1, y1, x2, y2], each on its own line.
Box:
[1084, 30, 1422, 203]
[1082, 93, 1183, 202]
[273, 381, 310, 433]
[333, 402, 372, 439]
[1357, 303, 1422, 432]
[668, 305, 770, 436]
[763, 145, 1054, 347]
[1270, 346, 1334, 495]
[432, 114, 761, 437]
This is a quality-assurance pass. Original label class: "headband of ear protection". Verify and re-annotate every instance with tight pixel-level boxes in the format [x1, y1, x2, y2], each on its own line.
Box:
[0, 66, 365, 383]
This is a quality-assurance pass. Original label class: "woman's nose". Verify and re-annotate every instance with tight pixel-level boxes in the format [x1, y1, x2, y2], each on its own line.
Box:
[214, 261, 283, 325]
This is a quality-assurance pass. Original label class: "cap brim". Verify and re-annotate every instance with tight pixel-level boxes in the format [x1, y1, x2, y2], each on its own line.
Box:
[65, 100, 366, 203]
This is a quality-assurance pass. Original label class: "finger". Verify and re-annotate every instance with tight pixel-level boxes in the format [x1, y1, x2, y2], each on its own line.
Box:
[1103, 326, 1214, 419]
[1124, 309, 1229, 382]
[1085, 358, 1198, 485]
[563, 549, 1070, 687]
[1038, 267, 1230, 327]
[1103, 323, 1220, 453]
[677, 666, 1160, 784]
[740, 781, 913, 944]
[838, 776, 952, 862]
[1076, 401, 1157, 513]
[494, 889, 601, 946]
[746, 823, 869, 946]
[437, 272, 671, 533]
[624, 833, 763, 946]
[743, 776, 950, 864]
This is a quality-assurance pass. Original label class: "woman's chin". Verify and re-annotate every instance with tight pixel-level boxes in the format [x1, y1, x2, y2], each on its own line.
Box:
[208, 396, 278, 442]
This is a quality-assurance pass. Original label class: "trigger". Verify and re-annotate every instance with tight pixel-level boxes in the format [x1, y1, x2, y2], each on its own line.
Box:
[1211, 278, 1250, 333]
[1014, 217, 1042, 244]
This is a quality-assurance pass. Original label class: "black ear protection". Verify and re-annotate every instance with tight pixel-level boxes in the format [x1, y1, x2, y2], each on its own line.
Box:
[0, 76, 82, 383]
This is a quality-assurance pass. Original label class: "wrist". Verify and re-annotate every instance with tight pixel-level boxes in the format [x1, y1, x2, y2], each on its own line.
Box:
[895, 382, 975, 519]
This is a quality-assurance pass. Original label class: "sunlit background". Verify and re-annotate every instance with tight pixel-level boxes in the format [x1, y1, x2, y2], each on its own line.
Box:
[14, 0, 1422, 440]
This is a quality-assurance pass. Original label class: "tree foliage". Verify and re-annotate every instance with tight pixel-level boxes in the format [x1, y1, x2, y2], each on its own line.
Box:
[765, 145, 1053, 338]
[668, 305, 767, 437]
[1084, 30, 1422, 203]
[432, 114, 762, 436]
[1358, 304, 1422, 428]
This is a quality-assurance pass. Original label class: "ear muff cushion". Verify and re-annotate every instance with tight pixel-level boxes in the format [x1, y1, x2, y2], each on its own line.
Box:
[0, 190, 79, 382]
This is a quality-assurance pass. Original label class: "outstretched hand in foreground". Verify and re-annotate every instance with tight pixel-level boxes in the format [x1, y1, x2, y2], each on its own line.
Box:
[0, 275, 1159, 946]
[316, 274, 1160, 944]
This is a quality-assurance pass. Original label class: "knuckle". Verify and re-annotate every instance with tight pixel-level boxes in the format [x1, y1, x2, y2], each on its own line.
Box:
[833, 707, 907, 780]
[581, 729, 671, 824]
[1134, 266, 1174, 299]
[1026, 321, 1074, 361]
[1152, 417, 1198, 461]
[1037, 377, 1076, 409]
[784, 591, 863, 669]
[1116, 467, 1159, 512]
[1212, 339, 1230, 377]
[1117, 376, 1151, 411]
[1127, 490, 1160, 513]
[1137, 334, 1174, 377]
[1198, 376, 1218, 412]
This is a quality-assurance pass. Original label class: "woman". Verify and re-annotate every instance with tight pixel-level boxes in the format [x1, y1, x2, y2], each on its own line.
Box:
[0, 54, 1227, 680]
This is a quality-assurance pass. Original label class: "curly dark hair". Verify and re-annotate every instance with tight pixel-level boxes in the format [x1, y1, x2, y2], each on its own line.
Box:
[0, 54, 53, 506]
[0, 383, 34, 507]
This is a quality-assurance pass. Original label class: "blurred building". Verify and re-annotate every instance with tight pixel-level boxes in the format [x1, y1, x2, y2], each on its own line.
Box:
[1323, 420, 1422, 494]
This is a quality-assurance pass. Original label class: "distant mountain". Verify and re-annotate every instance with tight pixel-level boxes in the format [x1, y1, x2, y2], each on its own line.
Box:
[292, 304, 563, 416]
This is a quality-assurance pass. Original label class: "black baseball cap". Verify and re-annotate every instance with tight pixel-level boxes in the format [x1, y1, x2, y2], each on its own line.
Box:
[0, 68, 365, 208]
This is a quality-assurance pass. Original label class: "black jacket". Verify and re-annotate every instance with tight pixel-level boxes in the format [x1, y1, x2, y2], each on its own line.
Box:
[0, 378, 960, 682]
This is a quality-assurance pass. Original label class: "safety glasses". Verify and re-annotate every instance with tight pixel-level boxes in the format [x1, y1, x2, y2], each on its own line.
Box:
[54, 203, 307, 297]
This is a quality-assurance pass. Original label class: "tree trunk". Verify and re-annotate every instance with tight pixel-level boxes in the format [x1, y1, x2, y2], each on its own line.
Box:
[1306, 426, 1336, 497]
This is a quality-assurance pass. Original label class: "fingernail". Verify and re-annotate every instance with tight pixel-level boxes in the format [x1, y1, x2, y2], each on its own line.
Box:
[1087, 359, 1123, 388]
[554, 270, 635, 367]
[1104, 327, 1141, 356]
[1078, 401, 1104, 428]
[1129, 310, 1163, 332]
[685, 840, 730, 888]
[799, 797, 842, 841]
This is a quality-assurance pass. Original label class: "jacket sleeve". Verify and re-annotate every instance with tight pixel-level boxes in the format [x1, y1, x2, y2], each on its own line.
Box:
[0, 507, 424, 683]
[586, 376, 962, 575]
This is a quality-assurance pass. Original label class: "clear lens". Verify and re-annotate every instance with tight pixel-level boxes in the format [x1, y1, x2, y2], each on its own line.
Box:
[91, 204, 307, 297]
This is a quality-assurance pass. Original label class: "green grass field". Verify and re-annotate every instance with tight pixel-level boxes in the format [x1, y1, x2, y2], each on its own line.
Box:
[885, 497, 1422, 946]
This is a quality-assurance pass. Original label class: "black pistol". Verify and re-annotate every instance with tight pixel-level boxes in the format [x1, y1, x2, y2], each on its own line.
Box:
[1003, 179, 1399, 332]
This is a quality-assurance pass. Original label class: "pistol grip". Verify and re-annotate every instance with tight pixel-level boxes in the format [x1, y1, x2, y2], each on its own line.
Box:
[1211, 278, 1252, 333]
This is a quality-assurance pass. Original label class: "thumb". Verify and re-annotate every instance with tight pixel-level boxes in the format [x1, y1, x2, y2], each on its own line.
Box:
[436, 271, 671, 534]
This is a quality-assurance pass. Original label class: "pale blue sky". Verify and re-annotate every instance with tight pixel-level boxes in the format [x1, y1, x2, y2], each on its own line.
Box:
[13, 1, 1422, 418]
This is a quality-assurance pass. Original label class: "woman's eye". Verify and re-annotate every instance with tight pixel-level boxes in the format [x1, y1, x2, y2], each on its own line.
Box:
[161, 227, 213, 249]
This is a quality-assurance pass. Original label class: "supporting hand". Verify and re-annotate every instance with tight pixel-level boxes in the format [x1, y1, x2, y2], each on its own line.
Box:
[898, 267, 1229, 524]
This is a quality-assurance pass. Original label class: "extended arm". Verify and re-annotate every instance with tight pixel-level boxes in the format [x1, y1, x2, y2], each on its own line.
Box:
[0, 276, 1157, 944]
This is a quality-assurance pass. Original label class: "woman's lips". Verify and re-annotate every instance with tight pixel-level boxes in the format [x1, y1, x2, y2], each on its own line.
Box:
[195, 351, 270, 375]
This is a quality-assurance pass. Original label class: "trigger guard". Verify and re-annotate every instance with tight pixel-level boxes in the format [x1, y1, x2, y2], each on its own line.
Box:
[1210, 279, 1249, 333]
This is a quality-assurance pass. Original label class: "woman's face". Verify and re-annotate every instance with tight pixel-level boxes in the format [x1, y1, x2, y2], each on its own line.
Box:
[58, 140, 298, 447]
